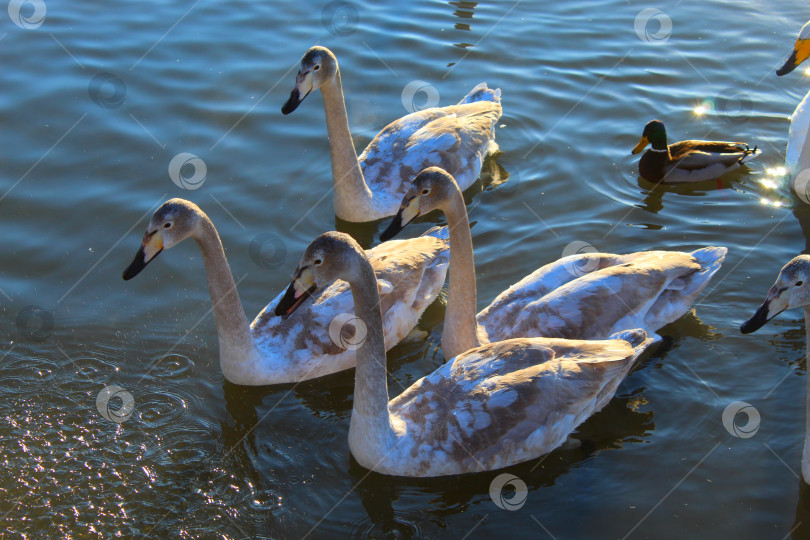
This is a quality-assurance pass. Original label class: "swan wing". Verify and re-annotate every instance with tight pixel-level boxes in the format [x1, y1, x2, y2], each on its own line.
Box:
[385, 335, 648, 476]
[479, 248, 726, 342]
[249, 233, 448, 382]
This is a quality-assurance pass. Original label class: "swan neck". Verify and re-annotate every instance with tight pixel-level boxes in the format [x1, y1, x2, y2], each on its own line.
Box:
[320, 71, 372, 216]
[194, 216, 257, 382]
[802, 306, 810, 484]
[442, 191, 481, 359]
[348, 257, 395, 456]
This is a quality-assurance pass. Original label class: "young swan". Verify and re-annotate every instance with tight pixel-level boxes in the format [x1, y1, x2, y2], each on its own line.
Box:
[276, 231, 653, 477]
[122, 198, 449, 385]
[280, 45, 501, 222]
[631, 120, 757, 183]
[741, 255, 810, 483]
[380, 167, 727, 360]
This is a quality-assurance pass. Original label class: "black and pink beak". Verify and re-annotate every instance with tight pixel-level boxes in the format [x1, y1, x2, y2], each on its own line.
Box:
[274, 267, 317, 319]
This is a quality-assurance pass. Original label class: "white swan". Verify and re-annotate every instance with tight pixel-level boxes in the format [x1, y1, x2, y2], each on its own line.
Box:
[380, 167, 727, 359]
[281, 46, 502, 222]
[776, 21, 810, 178]
[122, 198, 449, 385]
[740, 255, 810, 483]
[276, 230, 653, 476]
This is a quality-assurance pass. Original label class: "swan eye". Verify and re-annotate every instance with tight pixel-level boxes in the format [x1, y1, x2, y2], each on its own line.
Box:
[797, 281, 804, 286]
[313, 259, 322, 266]
[313, 65, 320, 71]
[164, 223, 172, 229]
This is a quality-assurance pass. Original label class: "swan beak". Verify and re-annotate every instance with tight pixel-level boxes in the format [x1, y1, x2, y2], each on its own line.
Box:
[631, 136, 650, 155]
[281, 71, 313, 114]
[274, 267, 317, 319]
[379, 195, 421, 242]
[122, 231, 163, 281]
[740, 290, 788, 334]
[777, 39, 810, 76]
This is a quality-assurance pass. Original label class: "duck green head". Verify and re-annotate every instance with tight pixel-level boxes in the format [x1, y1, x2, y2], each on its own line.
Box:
[632, 120, 668, 154]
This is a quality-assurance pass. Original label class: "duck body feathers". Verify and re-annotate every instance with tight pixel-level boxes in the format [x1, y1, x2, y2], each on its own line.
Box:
[365, 333, 651, 476]
[639, 140, 756, 183]
[248, 227, 449, 383]
[356, 84, 501, 220]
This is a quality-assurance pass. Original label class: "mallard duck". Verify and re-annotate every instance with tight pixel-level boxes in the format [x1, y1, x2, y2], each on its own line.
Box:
[380, 167, 726, 359]
[275, 231, 653, 476]
[776, 21, 810, 178]
[741, 255, 810, 483]
[122, 198, 449, 385]
[631, 120, 757, 183]
[281, 46, 501, 222]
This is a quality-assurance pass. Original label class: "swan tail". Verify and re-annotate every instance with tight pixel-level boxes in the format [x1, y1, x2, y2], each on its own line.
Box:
[458, 83, 501, 105]
[689, 246, 727, 282]
[642, 247, 727, 333]
[608, 328, 655, 371]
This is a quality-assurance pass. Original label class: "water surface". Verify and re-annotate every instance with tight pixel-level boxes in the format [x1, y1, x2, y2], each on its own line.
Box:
[2, 0, 810, 537]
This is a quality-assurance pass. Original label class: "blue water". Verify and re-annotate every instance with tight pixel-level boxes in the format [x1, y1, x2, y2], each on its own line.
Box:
[2, 0, 810, 537]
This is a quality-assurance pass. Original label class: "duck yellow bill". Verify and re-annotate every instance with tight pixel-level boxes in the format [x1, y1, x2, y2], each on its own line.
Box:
[274, 267, 317, 319]
[777, 39, 810, 76]
[631, 136, 650, 155]
[122, 231, 164, 280]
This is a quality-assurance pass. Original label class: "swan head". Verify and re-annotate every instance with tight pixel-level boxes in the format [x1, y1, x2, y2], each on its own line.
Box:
[281, 46, 339, 114]
[122, 198, 204, 280]
[741, 255, 810, 334]
[379, 167, 460, 241]
[777, 21, 810, 76]
[632, 120, 667, 154]
[274, 231, 365, 319]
